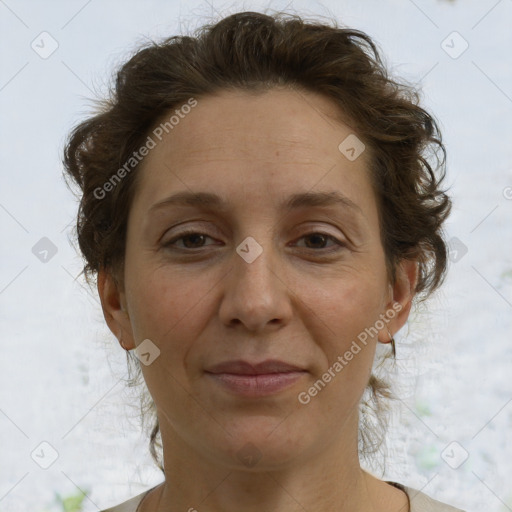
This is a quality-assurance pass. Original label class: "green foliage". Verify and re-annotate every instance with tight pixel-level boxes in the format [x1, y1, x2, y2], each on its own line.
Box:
[500, 491, 512, 511]
[416, 444, 440, 471]
[52, 488, 90, 512]
[0, 489, 90, 512]
[414, 398, 432, 417]
[500, 268, 512, 281]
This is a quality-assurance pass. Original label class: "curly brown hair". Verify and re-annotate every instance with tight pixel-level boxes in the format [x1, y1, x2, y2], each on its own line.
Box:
[62, 10, 451, 475]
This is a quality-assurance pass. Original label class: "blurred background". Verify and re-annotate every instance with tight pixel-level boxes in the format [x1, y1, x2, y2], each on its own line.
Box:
[1, 0, 511, 510]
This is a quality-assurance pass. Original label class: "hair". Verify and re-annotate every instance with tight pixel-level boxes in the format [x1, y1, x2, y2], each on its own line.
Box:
[62, 9, 451, 475]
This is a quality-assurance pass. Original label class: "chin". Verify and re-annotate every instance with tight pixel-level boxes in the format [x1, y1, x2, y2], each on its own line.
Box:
[203, 416, 315, 471]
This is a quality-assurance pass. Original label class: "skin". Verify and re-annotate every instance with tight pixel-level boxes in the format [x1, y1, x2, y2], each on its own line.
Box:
[98, 87, 418, 512]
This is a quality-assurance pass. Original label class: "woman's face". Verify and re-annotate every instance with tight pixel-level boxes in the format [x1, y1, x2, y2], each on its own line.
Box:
[100, 87, 415, 470]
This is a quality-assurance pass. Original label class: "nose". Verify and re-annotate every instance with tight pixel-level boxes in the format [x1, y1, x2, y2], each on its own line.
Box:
[218, 237, 293, 333]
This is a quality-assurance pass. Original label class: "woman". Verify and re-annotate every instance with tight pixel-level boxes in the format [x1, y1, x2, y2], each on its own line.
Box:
[63, 10, 465, 512]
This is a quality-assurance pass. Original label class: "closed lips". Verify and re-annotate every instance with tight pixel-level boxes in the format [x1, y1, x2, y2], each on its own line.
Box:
[205, 359, 305, 375]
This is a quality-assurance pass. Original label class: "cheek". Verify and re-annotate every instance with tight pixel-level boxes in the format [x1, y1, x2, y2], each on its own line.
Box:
[298, 263, 387, 391]
[295, 278, 384, 424]
[124, 261, 207, 345]
[124, 267, 212, 408]
[306, 265, 387, 341]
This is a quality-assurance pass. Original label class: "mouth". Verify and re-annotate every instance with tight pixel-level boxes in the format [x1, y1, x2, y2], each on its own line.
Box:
[204, 359, 308, 397]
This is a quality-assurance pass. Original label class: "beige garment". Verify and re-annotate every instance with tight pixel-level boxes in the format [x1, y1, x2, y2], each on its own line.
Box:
[100, 482, 466, 512]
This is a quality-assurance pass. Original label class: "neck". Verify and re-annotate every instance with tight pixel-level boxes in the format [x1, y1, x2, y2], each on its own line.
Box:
[146, 409, 379, 512]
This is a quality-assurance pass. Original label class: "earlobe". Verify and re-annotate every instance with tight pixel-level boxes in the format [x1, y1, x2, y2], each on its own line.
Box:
[97, 268, 135, 350]
[391, 258, 418, 330]
[378, 259, 418, 343]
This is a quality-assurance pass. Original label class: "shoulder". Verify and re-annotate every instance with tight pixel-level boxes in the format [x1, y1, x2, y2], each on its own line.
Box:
[390, 482, 466, 512]
[99, 487, 154, 512]
[98, 482, 467, 512]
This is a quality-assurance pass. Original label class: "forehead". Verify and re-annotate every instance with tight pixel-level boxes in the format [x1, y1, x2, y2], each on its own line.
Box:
[131, 87, 374, 214]
[150, 87, 358, 161]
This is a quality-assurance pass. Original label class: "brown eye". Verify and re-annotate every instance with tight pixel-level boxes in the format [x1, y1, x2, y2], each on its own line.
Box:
[163, 231, 345, 253]
[295, 232, 345, 251]
[164, 231, 215, 249]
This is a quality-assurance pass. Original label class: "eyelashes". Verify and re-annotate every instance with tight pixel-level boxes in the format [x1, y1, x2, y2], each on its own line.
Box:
[163, 230, 346, 253]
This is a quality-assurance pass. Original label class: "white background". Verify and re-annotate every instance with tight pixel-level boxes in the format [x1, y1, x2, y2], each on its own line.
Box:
[1, 1, 511, 511]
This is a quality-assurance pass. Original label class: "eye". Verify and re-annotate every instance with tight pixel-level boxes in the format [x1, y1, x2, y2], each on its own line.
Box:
[163, 230, 216, 250]
[293, 232, 345, 251]
[163, 230, 345, 252]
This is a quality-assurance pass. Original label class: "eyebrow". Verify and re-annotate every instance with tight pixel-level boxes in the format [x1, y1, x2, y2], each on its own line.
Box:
[148, 190, 363, 216]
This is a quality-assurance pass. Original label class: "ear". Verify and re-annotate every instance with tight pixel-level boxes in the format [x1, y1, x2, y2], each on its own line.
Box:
[97, 267, 136, 350]
[378, 259, 419, 342]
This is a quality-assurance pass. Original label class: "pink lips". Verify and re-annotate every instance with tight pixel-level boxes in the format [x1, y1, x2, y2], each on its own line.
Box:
[205, 359, 307, 397]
